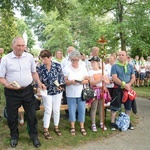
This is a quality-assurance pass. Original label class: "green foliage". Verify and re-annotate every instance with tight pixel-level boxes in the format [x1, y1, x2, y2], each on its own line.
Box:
[0, 0, 75, 19]
[42, 12, 73, 53]
[30, 48, 41, 56]
[0, 9, 18, 53]
[79, 0, 150, 57]
[126, 2, 150, 57]
[16, 19, 36, 49]
[1, 0, 149, 57]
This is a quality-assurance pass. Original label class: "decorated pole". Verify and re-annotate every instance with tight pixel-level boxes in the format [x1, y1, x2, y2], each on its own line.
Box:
[97, 36, 108, 131]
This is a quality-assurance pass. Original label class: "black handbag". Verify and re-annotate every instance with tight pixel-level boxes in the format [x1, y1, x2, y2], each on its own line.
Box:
[81, 79, 94, 101]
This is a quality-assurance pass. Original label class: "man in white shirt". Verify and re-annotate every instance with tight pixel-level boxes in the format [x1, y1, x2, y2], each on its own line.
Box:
[61, 46, 75, 71]
[0, 37, 45, 148]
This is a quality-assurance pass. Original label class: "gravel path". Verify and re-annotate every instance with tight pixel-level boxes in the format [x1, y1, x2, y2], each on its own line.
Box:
[73, 97, 150, 150]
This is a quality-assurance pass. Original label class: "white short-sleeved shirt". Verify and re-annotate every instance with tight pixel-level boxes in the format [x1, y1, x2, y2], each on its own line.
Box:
[0, 51, 36, 86]
[105, 63, 114, 88]
[63, 64, 88, 97]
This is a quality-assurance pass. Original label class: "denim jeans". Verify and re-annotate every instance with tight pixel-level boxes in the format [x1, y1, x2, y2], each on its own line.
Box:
[67, 97, 86, 122]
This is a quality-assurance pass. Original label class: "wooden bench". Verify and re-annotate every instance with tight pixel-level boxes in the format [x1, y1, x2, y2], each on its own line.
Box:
[18, 103, 110, 123]
[18, 104, 91, 113]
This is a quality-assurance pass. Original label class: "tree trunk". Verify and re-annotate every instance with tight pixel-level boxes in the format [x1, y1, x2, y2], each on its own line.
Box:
[117, 1, 126, 51]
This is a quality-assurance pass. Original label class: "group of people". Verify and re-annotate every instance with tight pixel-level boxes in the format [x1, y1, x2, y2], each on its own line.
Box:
[129, 55, 150, 87]
[0, 36, 138, 148]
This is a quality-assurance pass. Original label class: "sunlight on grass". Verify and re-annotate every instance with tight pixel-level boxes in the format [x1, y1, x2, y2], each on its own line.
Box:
[0, 85, 149, 149]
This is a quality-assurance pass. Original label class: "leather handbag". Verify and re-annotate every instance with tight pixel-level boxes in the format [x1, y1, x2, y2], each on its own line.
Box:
[81, 79, 94, 101]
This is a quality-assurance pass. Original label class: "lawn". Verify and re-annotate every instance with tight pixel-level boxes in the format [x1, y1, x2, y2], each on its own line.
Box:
[133, 86, 150, 99]
[0, 85, 149, 150]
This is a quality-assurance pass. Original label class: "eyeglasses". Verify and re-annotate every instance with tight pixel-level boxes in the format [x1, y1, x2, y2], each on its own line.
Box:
[71, 59, 79, 62]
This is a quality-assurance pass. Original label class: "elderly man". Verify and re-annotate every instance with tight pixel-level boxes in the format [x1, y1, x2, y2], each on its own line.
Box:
[61, 46, 75, 70]
[86, 46, 100, 71]
[0, 37, 46, 148]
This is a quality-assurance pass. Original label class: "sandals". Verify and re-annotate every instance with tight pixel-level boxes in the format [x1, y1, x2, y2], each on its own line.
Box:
[80, 128, 87, 136]
[43, 131, 52, 140]
[54, 128, 62, 136]
[70, 128, 76, 136]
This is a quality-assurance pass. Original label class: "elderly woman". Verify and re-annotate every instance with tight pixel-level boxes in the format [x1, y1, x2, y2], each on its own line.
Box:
[63, 50, 89, 136]
[37, 50, 65, 139]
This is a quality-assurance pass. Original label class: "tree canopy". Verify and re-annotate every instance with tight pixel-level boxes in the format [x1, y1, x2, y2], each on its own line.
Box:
[0, 0, 150, 57]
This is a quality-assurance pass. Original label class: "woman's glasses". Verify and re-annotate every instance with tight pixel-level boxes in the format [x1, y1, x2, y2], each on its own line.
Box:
[71, 59, 79, 62]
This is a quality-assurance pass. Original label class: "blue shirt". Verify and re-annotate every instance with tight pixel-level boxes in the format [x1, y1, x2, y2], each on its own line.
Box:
[111, 63, 135, 86]
[36, 61, 65, 95]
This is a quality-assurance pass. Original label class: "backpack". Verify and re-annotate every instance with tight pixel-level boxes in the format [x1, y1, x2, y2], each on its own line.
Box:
[116, 112, 130, 131]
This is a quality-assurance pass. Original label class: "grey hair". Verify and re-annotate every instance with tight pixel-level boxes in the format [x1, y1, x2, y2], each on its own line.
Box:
[12, 36, 24, 45]
[69, 50, 81, 59]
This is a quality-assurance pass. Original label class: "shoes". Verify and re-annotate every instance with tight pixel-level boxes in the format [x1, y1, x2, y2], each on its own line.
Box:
[91, 124, 97, 132]
[128, 123, 134, 130]
[10, 139, 18, 148]
[100, 123, 107, 131]
[31, 137, 41, 148]
[111, 123, 118, 131]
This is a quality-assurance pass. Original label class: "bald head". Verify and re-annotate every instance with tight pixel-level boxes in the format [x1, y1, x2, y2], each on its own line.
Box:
[91, 47, 99, 56]
[67, 46, 75, 54]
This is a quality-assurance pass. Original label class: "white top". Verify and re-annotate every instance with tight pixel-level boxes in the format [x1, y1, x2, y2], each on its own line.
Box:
[140, 61, 146, 73]
[145, 61, 150, 71]
[105, 63, 114, 88]
[61, 56, 71, 71]
[63, 64, 88, 97]
[0, 51, 36, 86]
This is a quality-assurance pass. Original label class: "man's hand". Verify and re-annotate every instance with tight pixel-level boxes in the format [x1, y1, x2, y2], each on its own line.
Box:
[37, 81, 46, 90]
[124, 83, 131, 91]
[5, 83, 20, 90]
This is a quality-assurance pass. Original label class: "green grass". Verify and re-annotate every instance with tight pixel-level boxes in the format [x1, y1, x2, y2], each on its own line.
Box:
[133, 86, 150, 99]
[0, 85, 149, 149]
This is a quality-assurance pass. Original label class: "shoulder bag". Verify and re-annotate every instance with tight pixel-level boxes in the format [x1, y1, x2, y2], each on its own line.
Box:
[81, 79, 94, 101]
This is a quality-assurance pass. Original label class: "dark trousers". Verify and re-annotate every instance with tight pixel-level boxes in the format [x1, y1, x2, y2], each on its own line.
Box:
[4, 84, 38, 140]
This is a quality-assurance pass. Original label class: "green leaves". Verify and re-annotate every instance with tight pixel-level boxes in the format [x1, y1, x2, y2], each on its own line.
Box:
[0, 9, 18, 53]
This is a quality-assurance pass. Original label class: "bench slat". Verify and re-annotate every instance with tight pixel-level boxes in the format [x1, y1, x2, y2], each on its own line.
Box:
[18, 104, 91, 113]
